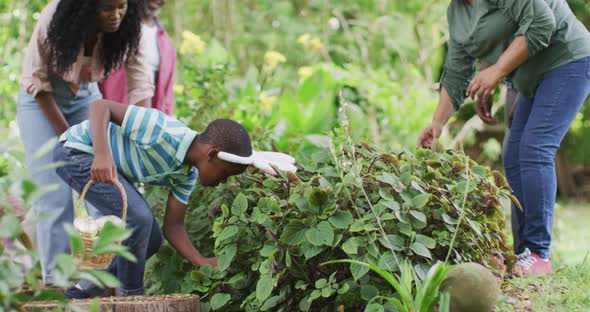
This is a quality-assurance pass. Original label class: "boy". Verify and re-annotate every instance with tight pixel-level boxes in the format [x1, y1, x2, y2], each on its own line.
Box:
[54, 100, 295, 298]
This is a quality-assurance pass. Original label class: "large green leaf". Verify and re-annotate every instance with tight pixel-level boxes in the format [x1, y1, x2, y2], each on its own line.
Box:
[64, 224, 83, 257]
[415, 234, 436, 249]
[210, 293, 231, 310]
[410, 242, 432, 259]
[87, 269, 121, 288]
[361, 284, 380, 301]
[280, 220, 307, 245]
[328, 211, 353, 229]
[378, 234, 405, 251]
[231, 193, 248, 216]
[303, 244, 325, 259]
[218, 225, 239, 241]
[409, 210, 427, 223]
[256, 275, 274, 302]
[77, 271, 104, 289]
[261, 295, 284, 311]
[365, 303, 386, 312]
[348, 257, 371, 281]
[92, 223, 132, 254]
[217, 244, 237, 271]
[411, 194, 431, 209]
[342, 237, 360, 255]
[305, 221, 334, 246]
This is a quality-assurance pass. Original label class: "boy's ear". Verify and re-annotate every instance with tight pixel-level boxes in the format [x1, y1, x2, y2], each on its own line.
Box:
[207, 147, 220, 160]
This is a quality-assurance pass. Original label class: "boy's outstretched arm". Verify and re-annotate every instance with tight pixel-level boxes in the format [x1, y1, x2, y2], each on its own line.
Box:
[164, 193, 218, 267]
[89, 100, 129, 183]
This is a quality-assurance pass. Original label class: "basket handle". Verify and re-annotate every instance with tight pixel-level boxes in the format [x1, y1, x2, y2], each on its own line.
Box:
[75, 179, 128, 222]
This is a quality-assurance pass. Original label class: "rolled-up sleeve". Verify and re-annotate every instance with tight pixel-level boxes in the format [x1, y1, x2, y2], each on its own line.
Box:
[21, 1, 57, 97]
[125, 30, 155, 105]
[489, 0, 556, 57]
[440, 38, 476, 111]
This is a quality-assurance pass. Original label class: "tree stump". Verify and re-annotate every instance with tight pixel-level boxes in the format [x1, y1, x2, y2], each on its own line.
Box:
[24, 294, 200, 312]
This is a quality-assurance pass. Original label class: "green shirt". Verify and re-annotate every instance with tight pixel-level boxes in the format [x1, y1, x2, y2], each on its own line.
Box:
[441, 0, 590, 110]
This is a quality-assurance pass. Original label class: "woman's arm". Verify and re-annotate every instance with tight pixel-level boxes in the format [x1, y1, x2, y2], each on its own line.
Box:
[417, 31, 475, 148]
[416, 87, 455, 148]
[35, 92, 69, 136]
[22, 1, 69, 135]
[467, 0, 557, 99]
[466, 36, 529, 100]
[125, 32, 155, 107]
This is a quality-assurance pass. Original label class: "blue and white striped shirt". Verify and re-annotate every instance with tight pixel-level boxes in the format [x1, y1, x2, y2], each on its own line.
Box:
[60, 106, 199, 204]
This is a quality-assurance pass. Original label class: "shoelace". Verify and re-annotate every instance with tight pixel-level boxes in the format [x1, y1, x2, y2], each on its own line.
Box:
[515, 248, 537, 270]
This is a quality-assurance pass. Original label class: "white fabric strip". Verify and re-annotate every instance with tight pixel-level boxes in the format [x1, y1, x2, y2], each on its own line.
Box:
[217, 151, 255, 165]
[217, 150, 297, 175]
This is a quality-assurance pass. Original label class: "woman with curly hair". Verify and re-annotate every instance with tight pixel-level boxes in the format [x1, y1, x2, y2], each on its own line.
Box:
[17, 0, 153, 286]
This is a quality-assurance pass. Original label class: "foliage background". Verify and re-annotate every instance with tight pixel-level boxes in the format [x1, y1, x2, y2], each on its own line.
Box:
[0, 0, 589, 311]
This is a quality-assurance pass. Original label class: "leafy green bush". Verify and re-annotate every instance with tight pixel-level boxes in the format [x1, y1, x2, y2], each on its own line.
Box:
[146, 137, 514, 311]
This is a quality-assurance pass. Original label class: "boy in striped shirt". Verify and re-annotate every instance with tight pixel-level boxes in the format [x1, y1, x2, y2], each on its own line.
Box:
[54, 99, 289, 298]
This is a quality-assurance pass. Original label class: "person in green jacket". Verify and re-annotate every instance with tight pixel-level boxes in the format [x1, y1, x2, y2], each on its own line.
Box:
[416, 0, 590, 276]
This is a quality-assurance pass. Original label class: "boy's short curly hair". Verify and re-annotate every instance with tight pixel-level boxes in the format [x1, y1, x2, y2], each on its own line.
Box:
[197, 119, 252, 157]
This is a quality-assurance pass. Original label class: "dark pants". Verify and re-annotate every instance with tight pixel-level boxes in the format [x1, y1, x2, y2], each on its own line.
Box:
[504, 57, 590, 259]
[54, 142, 163, 295]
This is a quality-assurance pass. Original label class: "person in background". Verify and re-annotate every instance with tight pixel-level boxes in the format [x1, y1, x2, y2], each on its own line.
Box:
[99, 0, 176, 115]
[17, 0, 154, 286]
[416, 0, 590, 276]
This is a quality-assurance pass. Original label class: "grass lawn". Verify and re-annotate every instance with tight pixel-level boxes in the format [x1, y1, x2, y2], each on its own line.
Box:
[497, 201, 590, 312]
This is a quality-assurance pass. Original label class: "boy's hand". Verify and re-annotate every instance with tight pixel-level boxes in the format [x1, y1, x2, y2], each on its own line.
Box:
[91, 154, 118, 183]
[164, 194, 220, 270]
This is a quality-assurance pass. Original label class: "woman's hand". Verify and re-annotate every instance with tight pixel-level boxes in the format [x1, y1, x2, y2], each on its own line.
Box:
[91, 153, 118, 183]
[416, 124, 443, 149]
[466, 65, 504, 101]
[475, 94, 498, 125]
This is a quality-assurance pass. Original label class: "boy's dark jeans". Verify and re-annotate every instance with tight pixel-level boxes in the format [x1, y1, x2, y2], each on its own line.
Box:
[54, 142, 163, 296]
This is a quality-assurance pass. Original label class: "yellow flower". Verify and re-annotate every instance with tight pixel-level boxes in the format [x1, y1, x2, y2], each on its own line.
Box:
[173, 84, 185, 95]
[298, 66, 313, 82]
[297, 34, 310, 46]
[308, 37, 322, 51]
[259, 91, 277, 111]
[180, 31, 206, 55]
[264, 51, 286, 71]
[297, 34, 322, 52]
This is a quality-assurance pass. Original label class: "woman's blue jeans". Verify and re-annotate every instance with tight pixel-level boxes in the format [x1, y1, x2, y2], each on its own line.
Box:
[16, 79, 102, 284]
[505, 57, 590, 259]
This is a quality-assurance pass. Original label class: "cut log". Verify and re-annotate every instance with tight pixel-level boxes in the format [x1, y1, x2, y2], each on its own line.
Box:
[24, 294, 200, 312]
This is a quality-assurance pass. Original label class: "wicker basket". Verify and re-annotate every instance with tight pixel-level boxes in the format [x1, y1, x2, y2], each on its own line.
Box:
[75, 179, 127, 270]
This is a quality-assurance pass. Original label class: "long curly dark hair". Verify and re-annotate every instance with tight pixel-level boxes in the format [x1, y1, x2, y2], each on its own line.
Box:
[46, 0, 143, 77]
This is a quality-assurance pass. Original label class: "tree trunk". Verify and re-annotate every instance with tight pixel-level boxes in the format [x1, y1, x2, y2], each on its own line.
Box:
[24, 294, 200, 312]
[556, 152, 577, 197]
